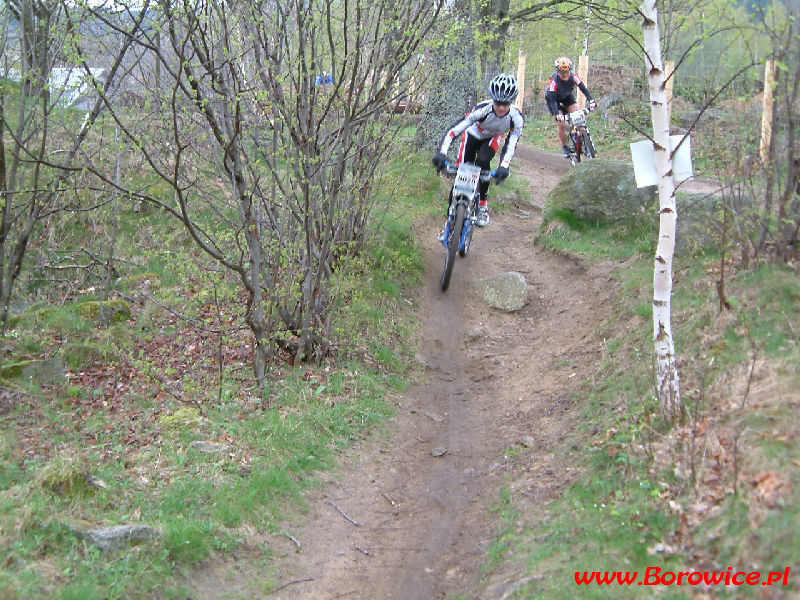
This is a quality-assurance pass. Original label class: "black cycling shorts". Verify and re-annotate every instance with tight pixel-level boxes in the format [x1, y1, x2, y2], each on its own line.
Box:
[557, 95, 577, 113]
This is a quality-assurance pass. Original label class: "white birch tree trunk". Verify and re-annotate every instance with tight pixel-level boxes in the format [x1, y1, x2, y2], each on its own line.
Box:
[641, 0, 681, 419]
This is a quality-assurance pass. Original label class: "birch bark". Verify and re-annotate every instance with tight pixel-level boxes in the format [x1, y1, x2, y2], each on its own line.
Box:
[641, 0, 681, 418]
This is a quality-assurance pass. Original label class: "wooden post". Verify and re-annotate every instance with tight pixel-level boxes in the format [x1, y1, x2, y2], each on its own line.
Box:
[577, 55, 589, 109]
[665, 60, 674, 125]
[760, 60, 775, 164]
[515, 54, 526, 111]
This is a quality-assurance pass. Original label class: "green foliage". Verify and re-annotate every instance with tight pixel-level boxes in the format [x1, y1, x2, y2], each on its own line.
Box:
[488, 218, 799, 598]
[0, 139, 428, 599]
[76, 300, 132, 324]
[537, 214, 656, 261]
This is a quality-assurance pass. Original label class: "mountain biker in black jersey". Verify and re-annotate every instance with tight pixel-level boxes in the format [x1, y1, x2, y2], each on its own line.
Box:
[545, 57, 597, 158]
[432, 73, 525, 234]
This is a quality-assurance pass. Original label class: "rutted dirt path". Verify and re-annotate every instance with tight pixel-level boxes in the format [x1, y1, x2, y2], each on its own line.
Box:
[252, 146, 624, 600]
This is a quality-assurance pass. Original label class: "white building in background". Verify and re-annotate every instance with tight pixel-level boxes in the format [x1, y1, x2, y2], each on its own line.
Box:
[49, 67, 108, 109]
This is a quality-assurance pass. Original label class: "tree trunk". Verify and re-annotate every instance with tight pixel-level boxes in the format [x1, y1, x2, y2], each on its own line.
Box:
[641, 0, 681, 419]
[415, 0, 477, 151]
[480, 0, 511, 93]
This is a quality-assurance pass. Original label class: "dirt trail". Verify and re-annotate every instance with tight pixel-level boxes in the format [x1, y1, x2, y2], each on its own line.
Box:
[184, 146, 725, 600]
[252, 146, 625, 600]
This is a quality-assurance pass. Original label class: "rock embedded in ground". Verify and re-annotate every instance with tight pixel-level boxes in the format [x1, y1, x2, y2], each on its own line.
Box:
[472, 272, 528, 312]
[62, 521, 162, 552]
[190, 441, 230, 453]
[542, 158, 657, 225]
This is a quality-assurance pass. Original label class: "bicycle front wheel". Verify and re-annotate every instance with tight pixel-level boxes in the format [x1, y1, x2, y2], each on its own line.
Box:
[581, 130, 596, 158]
[441, 203, 466, 292]
[569, 145, 579, 167]
[460, 203, 475, 257]
[569, 135, 581, 165]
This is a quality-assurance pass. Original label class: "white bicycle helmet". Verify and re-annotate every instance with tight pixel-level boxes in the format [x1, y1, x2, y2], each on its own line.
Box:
[489, 73, 519, 103]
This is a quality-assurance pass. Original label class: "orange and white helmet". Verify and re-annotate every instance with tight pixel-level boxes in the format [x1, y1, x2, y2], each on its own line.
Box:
[555, 56, 573, 73]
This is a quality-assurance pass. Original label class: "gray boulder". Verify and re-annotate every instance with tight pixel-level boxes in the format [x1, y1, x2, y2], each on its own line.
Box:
[82, 525, 161, 552]
[675, 192, 721, 256]
[676, 191, 758, 257]
[542, 158, 657, 225]
[2, 355, 65, 385]
[61, 520, 162, 552]
[472, 272, 528, 312]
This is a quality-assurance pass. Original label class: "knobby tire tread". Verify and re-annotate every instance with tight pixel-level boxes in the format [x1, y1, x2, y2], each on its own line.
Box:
[441, 203, 466, 291]
[581, 131, 596, 158]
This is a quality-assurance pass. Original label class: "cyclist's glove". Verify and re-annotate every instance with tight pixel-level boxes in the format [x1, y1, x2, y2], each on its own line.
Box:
[495, 167, 509, 182]
[555, 114, 566, 122]
[432, 152, 447, 172]
[588, 99, 597, 111]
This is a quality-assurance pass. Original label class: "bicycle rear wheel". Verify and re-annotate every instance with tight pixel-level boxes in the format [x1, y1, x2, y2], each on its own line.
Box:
[581, 130, 596, 158]
[441, 203, 466, 291]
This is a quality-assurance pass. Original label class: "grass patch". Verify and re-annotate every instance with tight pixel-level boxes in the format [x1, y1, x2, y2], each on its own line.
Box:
[0, 147, 430, 599]
[483, 218, 800, 598]
[537, 212, 656, 261]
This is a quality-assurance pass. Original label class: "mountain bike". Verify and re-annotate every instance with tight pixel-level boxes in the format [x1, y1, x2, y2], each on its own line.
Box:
[564, 107, 597, 167]
[439, 161, 496, 292]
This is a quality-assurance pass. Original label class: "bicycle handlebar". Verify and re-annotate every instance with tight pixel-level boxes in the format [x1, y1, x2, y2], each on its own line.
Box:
[442, 161, 497, 181]
[564, 106, 596, 123]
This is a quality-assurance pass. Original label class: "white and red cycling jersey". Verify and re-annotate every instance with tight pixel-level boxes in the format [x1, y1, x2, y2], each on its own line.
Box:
[437, 100, 525, 169]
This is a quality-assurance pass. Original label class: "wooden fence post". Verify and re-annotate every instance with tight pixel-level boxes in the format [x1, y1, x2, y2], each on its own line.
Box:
[516, 54, 526, 112]
[665, 60, 674, 124]
[577, 55, 589, 109]
[760, 60, 775, 164]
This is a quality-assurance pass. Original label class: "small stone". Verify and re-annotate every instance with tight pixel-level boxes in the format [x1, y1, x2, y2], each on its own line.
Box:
[190, 441, 230, 453]
[424, 412, 446, 423]
[520, 436, 536, 448]
[431, 447, 447, 457]
[67, 524, 161, 552]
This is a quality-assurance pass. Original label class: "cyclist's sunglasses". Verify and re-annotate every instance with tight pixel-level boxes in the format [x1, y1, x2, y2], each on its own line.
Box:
[493, 100, 511, 107]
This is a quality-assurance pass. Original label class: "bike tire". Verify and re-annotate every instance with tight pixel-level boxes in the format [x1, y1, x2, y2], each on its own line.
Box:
[569, 147, 579, 167]
[581, 131, 596, 158]
[441, 203, 466, 292]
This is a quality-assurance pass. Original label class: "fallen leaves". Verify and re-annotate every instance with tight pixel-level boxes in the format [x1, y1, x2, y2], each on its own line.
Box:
[750, 471, 792, 509]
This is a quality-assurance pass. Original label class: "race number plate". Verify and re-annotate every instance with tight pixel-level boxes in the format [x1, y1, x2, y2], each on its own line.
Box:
[453, 163, 482, 198]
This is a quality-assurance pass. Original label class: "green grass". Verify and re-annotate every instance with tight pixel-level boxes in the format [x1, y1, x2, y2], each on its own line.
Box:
[485, 217, 800, 599]
[537, 212, 656, 261]
[0, 147, 432, 599]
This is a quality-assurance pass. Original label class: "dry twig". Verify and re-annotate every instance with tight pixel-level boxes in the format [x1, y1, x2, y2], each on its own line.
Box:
[286, 533, 301, 551]
[272, 577, 314, 593]
[327, 500, 360, 526]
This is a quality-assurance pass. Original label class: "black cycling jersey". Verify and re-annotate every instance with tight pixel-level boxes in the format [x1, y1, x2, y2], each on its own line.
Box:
[545, 72, 593, 115]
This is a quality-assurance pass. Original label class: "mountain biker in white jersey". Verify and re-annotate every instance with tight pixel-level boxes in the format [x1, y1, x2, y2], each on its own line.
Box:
[432, 73, 525, 233]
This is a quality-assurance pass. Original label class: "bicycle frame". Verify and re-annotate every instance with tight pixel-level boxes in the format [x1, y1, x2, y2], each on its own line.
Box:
[442, 163, 482, 253]
[565, 108, 596, 166]
[439, 161, 495, 291]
